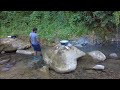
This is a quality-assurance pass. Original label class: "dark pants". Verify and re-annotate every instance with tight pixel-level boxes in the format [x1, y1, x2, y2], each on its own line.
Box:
[32, 44, 41, 51]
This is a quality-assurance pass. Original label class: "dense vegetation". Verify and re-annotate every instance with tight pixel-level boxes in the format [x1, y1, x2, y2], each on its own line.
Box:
[0, 11, 120, 44]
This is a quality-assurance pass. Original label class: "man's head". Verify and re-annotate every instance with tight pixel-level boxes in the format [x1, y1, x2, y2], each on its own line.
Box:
[33, 28, 37, 33]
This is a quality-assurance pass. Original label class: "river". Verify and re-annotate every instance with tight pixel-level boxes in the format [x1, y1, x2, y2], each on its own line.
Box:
[1, 38, 120, 79]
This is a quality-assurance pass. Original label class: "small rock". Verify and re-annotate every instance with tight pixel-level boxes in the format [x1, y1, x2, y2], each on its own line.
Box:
[88, 51, 106, 61]
[68, 43, 72, 47]
[93, 65, 105, 70]
[1, 51, 5, 54]
[109, 53, 118, 59]
[65, 46, 70, 50]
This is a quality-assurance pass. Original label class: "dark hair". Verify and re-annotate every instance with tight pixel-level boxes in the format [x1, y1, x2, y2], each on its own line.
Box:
[33, 28, 37, 32]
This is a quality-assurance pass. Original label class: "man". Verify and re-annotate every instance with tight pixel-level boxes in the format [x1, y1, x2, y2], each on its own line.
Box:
[29, 28, 44, 63]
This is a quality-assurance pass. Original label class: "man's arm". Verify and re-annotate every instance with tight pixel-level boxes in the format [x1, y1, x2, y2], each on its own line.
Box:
[36, 34, 41, 44]
[36, 38, 41, 44]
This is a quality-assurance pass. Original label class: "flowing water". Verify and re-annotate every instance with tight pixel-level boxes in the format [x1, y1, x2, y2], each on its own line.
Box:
[77, 41, 120, 58]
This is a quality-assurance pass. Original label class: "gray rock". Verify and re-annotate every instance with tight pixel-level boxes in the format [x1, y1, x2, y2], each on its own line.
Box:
[0, 38, 31, 52]
[88, 51, 106, 61]
[43, 45, 86, 73]
[109, 53, 118, 59]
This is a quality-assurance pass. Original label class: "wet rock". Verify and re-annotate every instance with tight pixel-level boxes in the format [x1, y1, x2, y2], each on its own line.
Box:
[16, 50, 34, 55]
[109, 53, 118, 59]
[1, 51, 5, 54]
[43, 45, 86, 73]
[0, 59, 10, 65]
[28, 60, 44, 69]
[88, 51, 106, 61]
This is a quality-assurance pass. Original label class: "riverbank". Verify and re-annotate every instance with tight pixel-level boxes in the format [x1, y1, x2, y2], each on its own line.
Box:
[1, 51, 120, 79]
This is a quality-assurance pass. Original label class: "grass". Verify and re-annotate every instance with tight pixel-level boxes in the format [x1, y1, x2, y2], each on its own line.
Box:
[0, 20, 90, 46]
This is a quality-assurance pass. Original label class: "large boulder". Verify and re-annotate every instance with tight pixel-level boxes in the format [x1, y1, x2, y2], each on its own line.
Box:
[88, 50, 106, 61]
[0, 38, 31, 52]
[43, 44, 86, 73]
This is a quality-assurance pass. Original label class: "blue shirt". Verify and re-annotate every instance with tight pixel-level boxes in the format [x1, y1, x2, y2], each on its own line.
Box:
[29, 32, 39, 45]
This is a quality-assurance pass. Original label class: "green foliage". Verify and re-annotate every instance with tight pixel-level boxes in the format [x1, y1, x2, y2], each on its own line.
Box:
[0, 11, 89, 39]
[113, 11, 120, 31]
[79, 11, 115, 29]
[1, 11, 120, 45]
